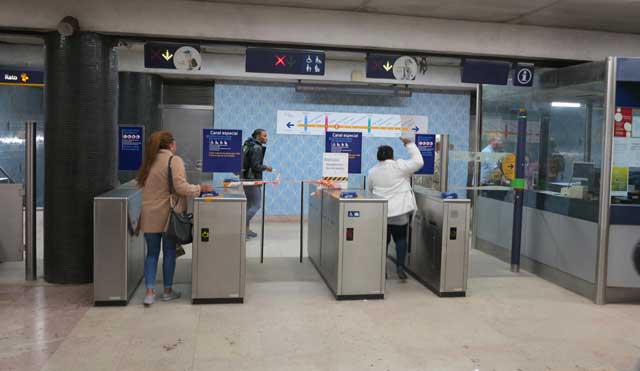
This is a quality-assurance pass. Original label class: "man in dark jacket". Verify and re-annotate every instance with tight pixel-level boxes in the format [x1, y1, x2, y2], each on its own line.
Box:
[242, 129, 272, 239]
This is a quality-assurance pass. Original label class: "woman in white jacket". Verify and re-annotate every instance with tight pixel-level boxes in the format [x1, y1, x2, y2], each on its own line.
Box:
[367, 137, 424, 280]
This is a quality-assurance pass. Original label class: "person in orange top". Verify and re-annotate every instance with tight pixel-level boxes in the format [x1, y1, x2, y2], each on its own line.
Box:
[136, 131, 212, 306]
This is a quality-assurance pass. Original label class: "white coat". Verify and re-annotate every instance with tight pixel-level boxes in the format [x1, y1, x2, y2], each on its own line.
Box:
[367, 143, 424, 218]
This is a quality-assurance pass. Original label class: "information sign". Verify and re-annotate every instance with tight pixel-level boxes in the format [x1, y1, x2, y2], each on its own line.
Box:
[118, 126, 144, 171]
[202, 129, 242, 172]
[325, 132, 362, 174]
[415, 134, 436, 175]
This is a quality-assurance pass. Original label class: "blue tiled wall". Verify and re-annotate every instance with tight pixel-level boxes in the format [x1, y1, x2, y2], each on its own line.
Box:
[214, 81, 470, 215]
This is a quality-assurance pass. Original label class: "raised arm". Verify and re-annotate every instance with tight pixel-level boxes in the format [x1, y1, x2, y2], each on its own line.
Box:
[396, 139, 424, 176]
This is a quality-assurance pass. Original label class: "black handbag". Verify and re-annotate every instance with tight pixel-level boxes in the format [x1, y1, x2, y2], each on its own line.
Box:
[165, 156, 194, 245]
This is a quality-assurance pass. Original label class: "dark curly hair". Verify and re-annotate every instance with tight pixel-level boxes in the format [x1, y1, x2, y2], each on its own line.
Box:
[377, 145, 394, 161]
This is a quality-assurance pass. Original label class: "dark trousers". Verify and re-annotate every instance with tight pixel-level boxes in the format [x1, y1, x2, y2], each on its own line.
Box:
[244, 185, 262, 228]
[387, 224, 408, 273]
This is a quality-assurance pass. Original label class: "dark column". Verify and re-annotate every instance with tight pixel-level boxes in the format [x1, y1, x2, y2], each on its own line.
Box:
[118, 72, 162, 183]
[44, 32, 118, 284]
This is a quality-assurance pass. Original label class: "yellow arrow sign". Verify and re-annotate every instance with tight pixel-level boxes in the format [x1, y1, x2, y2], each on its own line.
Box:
[383, 61, 393, 71]
[162, 50, 173, 61]
[501, 153, 516, 180]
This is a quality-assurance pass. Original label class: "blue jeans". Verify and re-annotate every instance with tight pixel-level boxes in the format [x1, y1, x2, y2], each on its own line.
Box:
[244, 185, 262, 228]
[144, 233, 176, 290]
[387, 224, 408, 273]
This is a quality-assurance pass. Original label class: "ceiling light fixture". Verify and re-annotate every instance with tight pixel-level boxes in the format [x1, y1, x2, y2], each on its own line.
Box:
[551, 102, 581, 108]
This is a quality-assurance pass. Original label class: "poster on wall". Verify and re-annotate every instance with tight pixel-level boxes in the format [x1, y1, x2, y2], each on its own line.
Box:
[325, 132, 362, 174]
[276, 110, 428, 138]
[613, 137, 640, 167]
[118, 126, 144, 171]
[614, 107, 633, 137]
[322, 152, 349, 188]
[202, 129, 242, 173]
[611, 167, 630, 196]
[415, 134, 436, 175]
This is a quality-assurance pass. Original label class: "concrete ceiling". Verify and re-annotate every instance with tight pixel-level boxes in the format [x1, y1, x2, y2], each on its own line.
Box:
[196, 0, 640, 34]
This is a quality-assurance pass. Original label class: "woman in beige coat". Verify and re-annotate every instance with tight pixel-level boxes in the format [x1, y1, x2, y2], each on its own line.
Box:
[137, 131, 212, 306]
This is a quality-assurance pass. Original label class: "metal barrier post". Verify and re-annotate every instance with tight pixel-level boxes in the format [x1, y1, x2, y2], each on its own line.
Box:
[510, 109, 528, 273]
[260, 183, 266, 263]
[25, 121, 37, 281]
[299, 181, 304, 263]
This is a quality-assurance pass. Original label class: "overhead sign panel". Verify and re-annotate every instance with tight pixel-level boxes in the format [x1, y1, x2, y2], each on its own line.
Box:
[461, 59, 510, 85]
[144, 43, 202, 71]
[0, 70, 44, 87]
[513, 63, 535, 87]
[367, 54, 417, 81]
[245, 48, 325, 75]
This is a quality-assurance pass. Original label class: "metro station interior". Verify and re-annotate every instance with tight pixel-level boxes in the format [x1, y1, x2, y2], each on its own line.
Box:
[1, 1, 640, 370]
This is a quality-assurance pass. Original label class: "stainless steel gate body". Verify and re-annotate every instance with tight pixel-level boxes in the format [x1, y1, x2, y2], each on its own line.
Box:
[192, 189, 246, 304]
[93, 185, 144, 306]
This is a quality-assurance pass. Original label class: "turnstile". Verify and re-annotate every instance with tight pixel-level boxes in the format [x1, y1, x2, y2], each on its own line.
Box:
[192, 188, 246, 304]
[308, 187, 387, 300]
[93, 186, 145, 306]
[405, 186, 471, 297]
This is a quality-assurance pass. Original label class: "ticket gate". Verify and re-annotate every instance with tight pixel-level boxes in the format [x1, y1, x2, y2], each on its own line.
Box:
[404, 186, 471, 297]
[192, 188, 246, 304]
[308, 186, 387, 300]
[93, 186, 145, 306]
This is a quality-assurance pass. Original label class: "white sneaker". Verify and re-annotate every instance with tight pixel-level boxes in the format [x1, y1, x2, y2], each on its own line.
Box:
[161, 290, 181, 301]
[143, 294, 155, 306]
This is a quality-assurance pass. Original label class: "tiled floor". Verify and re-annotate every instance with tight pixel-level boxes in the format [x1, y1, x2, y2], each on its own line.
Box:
[1, 221, 640, 371]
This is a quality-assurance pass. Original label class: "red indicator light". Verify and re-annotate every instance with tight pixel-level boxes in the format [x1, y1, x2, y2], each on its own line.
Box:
[274, 55, 286, 67]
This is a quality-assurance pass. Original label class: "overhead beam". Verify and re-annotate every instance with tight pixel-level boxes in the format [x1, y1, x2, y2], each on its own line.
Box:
[1, 0, 639, 61]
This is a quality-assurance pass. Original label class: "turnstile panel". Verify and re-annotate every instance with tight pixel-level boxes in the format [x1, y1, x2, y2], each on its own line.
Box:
[340, 202, 386, 296]
[442, 202, 469, 292]
[193, 198, 245, 301]
[93, 187, 144, 306]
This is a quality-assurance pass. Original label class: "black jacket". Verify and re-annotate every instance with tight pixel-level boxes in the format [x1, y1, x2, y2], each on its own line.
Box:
[242, 137, 267, 180]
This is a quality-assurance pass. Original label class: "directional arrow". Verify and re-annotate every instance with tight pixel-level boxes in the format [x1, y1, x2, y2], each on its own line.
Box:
[286, 122, 294, 128]
[162, 50, 173, 61]
[383, 61, 393, 72]
[412, 126, 419, 132]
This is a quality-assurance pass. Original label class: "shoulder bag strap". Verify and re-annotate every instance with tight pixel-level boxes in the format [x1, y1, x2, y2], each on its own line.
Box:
[168, 155, 177, 210]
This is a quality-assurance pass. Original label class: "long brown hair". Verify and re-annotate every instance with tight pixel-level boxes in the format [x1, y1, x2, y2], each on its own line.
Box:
[136, 131, 174, 187]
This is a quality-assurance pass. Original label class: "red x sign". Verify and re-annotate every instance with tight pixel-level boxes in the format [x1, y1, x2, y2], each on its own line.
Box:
[274, 55, 287, 67]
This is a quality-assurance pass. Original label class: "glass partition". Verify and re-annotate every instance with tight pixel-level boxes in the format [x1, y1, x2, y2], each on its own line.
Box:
[477, 62, 606, 299]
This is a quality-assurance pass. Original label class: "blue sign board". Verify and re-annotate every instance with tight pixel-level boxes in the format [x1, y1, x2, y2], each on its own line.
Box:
[0, 69, 44, 86]
[245, 48, 325, 75]
[118, 126, 144, 171]
[202, 129, 242, 173]
[415, 134, 436, 175]
[325, 132, 362, 174]
[461, 59, 510, 85]
[366, 54, 401, 79]
[513, 64, 534, 87]
[144, 43, 201, 70]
